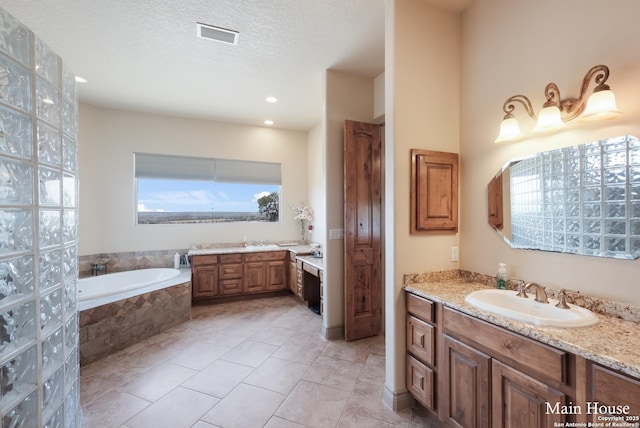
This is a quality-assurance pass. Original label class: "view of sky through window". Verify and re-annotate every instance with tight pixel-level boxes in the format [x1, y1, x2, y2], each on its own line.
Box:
[136, 179, 280, 224]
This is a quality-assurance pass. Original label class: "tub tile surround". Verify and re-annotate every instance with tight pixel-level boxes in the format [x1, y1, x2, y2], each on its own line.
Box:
[79, 282, 191, 365]
[404, 270, 640, 379]
[79, 249, 189, 278]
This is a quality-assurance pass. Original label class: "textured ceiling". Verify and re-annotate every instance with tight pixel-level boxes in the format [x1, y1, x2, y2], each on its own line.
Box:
[0, 0, 471, 131]
[0, 0, 386, 130]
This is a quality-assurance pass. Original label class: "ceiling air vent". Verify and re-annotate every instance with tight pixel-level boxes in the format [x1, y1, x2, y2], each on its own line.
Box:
[197, 23, 239, 45]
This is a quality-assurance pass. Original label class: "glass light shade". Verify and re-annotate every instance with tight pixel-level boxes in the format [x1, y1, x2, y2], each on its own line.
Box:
[534, 105, 566, 132]
[495, 117, 523, 143]
[580, 89, 622, 120]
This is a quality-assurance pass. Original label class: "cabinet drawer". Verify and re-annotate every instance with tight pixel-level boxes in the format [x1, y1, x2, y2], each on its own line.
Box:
[444, 308, 567, 385]
[407, 293, 434, 323]
[303, 264, 318, 276]
[407, 315, 435, 366]
[244, 251, 287, 262]
[407, 355, 435, 411]
[191, 255, 218, 266]
[588, 363, 640, 417]
[219, 278, 242, 295]
[219, 254, 242, 264]
[219, 263, 242, 279]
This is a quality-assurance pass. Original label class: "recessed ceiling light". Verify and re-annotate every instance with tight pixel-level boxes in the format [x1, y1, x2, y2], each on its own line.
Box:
[74, 76, 87, 83]
[264, 120, 274, 126]
[265, 96, 278, 103]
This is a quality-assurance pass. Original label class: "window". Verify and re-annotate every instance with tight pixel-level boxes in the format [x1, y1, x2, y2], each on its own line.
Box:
[135, 153, 281, 225]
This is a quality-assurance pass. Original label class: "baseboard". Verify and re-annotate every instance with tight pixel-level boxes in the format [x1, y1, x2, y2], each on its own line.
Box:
[383, 385, 414, 411]
[321, 324, 344, 340]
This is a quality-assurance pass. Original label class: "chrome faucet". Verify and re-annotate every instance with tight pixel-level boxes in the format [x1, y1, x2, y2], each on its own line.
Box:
[522, 282, 548, 303]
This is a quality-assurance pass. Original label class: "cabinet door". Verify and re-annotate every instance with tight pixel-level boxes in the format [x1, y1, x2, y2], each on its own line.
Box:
[244, 262, 266, 293]
[266, 260, 287, 291]
[492, 359, 565, 428]
[289, 260, 297, 294]
[192, 264, 219, 298]
[444, 335, 491, 428]
[407, 355, 435, 411]
[587, 363, 640, 421]
[407, 315, 435, 365]
[410, 149, 458, 233]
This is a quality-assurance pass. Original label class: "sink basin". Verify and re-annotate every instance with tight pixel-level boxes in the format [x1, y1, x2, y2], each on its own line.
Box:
[464, 289, 598, 328]
[243, 244, 280, 251]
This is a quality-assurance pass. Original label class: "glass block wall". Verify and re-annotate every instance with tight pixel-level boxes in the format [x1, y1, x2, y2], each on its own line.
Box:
[0, 7, 82, 428]
[510, 135, 640, 259]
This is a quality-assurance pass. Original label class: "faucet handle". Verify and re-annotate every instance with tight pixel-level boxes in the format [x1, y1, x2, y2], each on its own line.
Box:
[514, 279, 528, 298]
[555, 288, 578, 309]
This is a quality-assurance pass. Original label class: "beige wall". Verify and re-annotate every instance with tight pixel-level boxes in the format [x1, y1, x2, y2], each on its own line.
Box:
[323, 70, 375, 337]
[460, 0, 640, 306]
[385, 0, 461, 406]
[78, 103, 308, 255]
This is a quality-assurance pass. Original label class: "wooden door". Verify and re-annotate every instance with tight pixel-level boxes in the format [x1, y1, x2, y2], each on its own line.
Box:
[344, 120, 382, 341]
[492, 359, 565, 428]
[443, 335, 491, 428]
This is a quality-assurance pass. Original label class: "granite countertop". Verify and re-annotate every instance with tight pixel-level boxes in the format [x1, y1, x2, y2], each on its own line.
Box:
[404, 279, 640, 379]
[295, 255, 324, 271]
[188, 244, 314, 256]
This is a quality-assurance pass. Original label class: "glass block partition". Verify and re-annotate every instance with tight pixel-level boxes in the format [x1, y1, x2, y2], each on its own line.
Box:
[510, 135, 640, 259]
[0, 7, 82, 427]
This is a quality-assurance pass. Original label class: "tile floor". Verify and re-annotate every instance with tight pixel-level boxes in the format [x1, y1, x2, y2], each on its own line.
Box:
[80, 295, 435, 428]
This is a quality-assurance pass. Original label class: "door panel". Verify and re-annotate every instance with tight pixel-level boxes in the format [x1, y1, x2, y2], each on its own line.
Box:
[344, 120, 382, 341]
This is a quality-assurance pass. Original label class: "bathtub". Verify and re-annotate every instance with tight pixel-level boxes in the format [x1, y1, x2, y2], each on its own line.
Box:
[78, 268, 190, 311]
[78, 268, 192, 364]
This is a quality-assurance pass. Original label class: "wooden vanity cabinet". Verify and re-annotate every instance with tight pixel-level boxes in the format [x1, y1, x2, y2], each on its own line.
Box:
[491, 359, 565, 428]
[266, 259, 287, 291]
[218, 254, 243, 295]
[443, 307, 569, 428]
[192, 251, 288, 300]
[192, 255, 219, 299]
[406, 293, 439, 414]
[288, 252, 298, 295]
[586, 362, 640, 422]
[405, 291, 579, 428]
[243, 251, 288, 293]
[443, 335, 490, 428]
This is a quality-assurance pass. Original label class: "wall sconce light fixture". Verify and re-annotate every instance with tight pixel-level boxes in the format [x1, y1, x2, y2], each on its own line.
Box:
[495, 64, 621, 143]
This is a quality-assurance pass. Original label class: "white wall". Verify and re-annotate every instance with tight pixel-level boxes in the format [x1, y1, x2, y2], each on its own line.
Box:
[78, 103, 308, 255]
[460, 0, 640, 306]
[385, 0, 461, 407]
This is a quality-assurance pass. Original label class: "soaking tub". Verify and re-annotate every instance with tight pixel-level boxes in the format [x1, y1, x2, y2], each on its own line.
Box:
[78, 268, 192, 365]
[78, 268, 188, 310]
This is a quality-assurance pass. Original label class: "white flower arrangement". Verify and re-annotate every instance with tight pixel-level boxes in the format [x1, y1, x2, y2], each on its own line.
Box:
[290, 202, 313, 243]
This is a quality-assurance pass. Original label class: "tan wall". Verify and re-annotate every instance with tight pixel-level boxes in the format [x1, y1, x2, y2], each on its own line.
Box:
[323, 70, 374, 335]
[460, 0, 640, 306]
[78, 103, 308, 255]
[385, 0, 461, 404]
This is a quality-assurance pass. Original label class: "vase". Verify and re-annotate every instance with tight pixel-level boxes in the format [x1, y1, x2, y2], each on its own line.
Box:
[299, 220, 307, 244]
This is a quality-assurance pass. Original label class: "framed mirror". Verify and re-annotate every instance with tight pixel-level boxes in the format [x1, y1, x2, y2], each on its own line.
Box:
[488, 135, 640, 259]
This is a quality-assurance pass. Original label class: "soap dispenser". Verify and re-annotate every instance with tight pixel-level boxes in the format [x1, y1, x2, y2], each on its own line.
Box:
[497, 263, 507, 290]
[174, 253, 181, 269]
